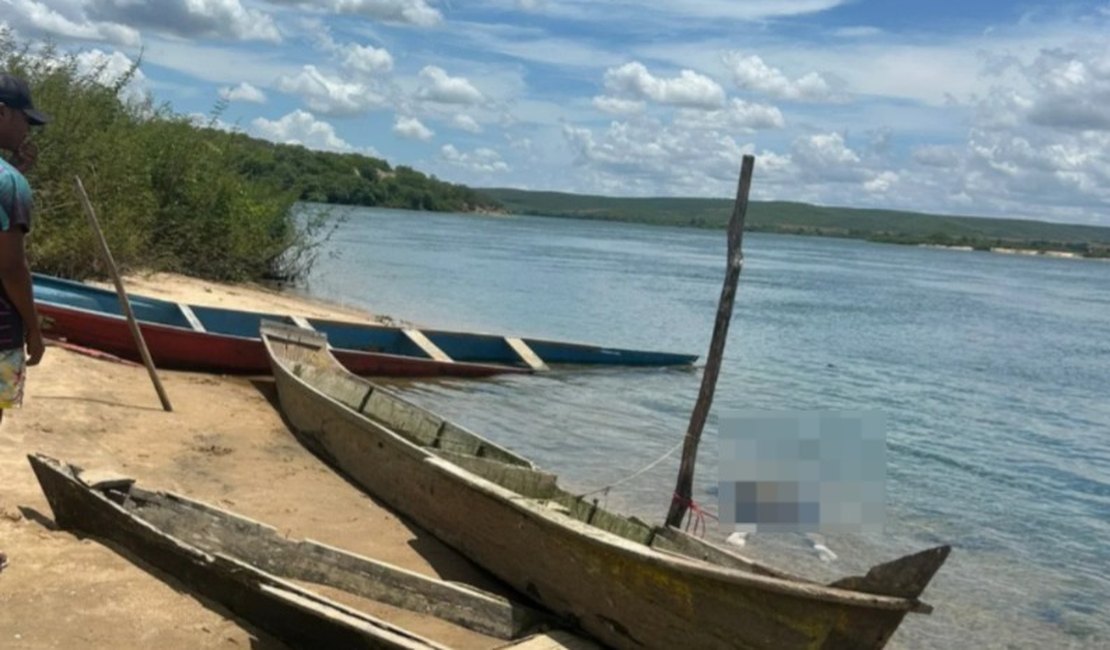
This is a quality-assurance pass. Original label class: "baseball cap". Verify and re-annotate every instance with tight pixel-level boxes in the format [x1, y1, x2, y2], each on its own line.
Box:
[0, 73, 50, 126]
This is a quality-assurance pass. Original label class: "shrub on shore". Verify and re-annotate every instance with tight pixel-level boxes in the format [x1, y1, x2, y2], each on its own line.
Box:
[2, 32, 315, 283]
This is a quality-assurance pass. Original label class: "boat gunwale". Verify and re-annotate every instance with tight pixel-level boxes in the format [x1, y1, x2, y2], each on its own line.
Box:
[35, 293, 531, 375]
[262, 326, 932, 614]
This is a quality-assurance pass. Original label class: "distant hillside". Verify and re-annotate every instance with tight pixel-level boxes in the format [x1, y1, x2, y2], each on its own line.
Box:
[479, 188, 1110, 257]
[223, 131, 499, 213]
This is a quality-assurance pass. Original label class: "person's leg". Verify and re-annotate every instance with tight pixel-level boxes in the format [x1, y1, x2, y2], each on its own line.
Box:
[0, 352, 15, 575]
[0, 401, 4, 567]
[0, 347, 25, 416]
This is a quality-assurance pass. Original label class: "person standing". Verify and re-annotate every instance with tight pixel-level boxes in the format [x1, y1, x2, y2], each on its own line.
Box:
[0, 72, 49, 574]
[0, 73, 49, 424]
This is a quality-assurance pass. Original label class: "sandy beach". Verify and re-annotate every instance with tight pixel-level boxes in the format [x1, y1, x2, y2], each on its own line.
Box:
[0, 273, 511, 649]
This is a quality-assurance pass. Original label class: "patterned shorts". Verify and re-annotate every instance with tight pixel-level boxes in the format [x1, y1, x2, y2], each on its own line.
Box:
[0, 347, 25, 409]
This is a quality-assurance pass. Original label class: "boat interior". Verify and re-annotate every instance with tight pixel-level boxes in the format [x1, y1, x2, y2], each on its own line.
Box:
[273, 328, 800, 582]
[28, 454, 547, 644]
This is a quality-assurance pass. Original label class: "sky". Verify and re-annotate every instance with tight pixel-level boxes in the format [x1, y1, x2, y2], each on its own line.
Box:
[3, 1, 1110, 226]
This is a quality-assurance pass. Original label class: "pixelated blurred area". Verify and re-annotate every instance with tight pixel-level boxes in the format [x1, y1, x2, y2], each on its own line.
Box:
[718, 411, 886, 533]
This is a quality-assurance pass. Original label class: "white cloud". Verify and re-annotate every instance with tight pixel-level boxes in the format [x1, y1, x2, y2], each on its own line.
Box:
[219, 81, 267, 103]
[789, 132, 867, 183]
[813, 44, 980, 106]
[276, 65, 385, 116]
[483, 0, 848, 22]
[913, 145, 963, 168]
[603, 62, 725, 109]
[394, 115, 434, 140]
[592, 95, 645, 115]
[5, 0, 141, 46]
[441, 144, 509, 173]
[674, 98, 784, 132]
[73, 48, 144, 87]
[647, 0, 849, 20]
[334, 0, 442, 25]
[250, 110, 353, 152]
[303, 24, 394, 79]
[342, 43, 394, 76]
[130, 38, 294, 87]
[1024, 47, 1110, 131]
[452, 114, 482, 133]
[52, 48, 148, 107]
[452, 25, 626, 69]
[561, 117, 754, 195]
[917, 42, 1110, 220]
[188, 112, 236, 132]
[87, 0, 281, 42]
[833, 26, 882, 38]
[416, 66, 484, 105]
[863, 170, 899, 193]
[724, 53, 833, 101]
[267, 0, 442, 26]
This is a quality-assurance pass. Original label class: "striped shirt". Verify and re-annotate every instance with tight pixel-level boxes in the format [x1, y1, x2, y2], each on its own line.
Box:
[0, 156, 32, 350]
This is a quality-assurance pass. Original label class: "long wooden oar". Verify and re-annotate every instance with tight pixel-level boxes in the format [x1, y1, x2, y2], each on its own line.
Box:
[73, 176, 173, 412]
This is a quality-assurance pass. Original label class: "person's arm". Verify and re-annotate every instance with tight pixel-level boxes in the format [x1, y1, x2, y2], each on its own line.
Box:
[0, 230, 43, 365]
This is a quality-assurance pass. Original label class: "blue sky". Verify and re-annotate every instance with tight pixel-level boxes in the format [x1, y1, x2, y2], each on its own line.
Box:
[4, 1, 1110, 225]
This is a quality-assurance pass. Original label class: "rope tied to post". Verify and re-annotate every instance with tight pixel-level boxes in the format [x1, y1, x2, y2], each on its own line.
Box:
[671, 492, 719, 537]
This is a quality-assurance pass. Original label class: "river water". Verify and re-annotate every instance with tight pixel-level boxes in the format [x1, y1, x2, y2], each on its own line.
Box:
[297, 206, 1109, 649]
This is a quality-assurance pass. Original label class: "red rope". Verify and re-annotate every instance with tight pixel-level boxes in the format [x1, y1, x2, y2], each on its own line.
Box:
[671, 493, 719, 537]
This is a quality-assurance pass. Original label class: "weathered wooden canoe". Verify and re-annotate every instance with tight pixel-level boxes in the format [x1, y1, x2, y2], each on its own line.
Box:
[27, 453, 558, 649]
[33, 273, 696, 376]
[262, 324, 951, 650]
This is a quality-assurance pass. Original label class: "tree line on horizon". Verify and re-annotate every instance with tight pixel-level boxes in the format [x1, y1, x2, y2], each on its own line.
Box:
[478, 188, 1110, 258]
[222, 131, 498, 214]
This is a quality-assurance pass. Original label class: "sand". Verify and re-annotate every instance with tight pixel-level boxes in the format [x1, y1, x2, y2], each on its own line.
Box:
[0, 273, 509, 649]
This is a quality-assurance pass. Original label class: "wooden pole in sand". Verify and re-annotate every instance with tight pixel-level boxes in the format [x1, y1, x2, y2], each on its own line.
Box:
[74, 176, 173, 412]
[665, 155, 754, 529]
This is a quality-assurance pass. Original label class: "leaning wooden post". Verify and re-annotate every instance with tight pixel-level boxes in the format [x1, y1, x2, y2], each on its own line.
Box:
[74, 176, 173, 412]
[665, 155, 754, 528]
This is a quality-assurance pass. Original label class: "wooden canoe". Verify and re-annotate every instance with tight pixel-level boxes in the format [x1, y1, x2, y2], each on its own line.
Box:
[33, 273, 697, 376]
[262, 324, 951, 650]
[27, 453, 560, 649]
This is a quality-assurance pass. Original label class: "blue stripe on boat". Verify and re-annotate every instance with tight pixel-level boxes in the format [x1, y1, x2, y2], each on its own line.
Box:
[32, 273, 698, 366]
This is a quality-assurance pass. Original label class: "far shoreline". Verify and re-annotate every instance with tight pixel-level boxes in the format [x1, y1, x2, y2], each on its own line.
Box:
[330, 202, 1110, 263]
[917, 243, 1107, 261]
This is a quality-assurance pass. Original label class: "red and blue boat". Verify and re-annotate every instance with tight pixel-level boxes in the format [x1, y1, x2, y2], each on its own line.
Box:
[32, 274, 697, 377]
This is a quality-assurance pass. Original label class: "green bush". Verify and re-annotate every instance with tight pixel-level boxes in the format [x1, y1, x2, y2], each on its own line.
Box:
[1, 31, 314, 283]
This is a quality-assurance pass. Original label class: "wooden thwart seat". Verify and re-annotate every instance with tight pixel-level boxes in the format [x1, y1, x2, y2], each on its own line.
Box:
[178, 304, 206, 332]
[505, 337, 548, 371]
[290, 315, 315, 331]
[403, 329, 454, 362]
